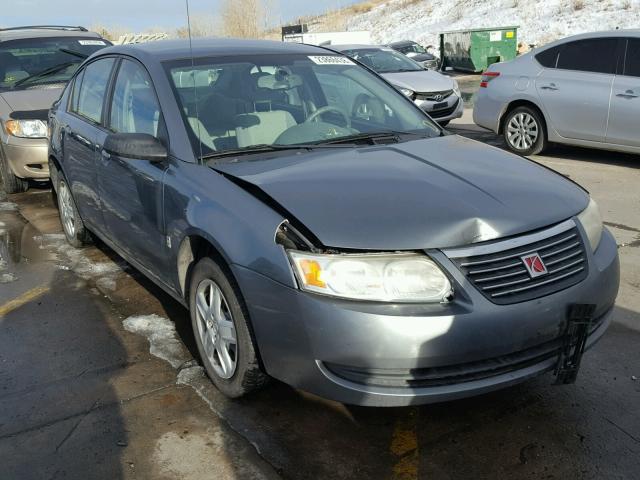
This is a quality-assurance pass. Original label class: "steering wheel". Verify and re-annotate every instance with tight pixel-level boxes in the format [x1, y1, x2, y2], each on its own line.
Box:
[305, 105, 351, 129]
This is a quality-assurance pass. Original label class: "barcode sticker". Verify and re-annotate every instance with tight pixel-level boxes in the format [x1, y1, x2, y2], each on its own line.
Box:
[308, 56, 354, 65]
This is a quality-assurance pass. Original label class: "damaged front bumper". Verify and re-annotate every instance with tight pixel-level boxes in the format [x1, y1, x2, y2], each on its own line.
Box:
[233, 226, 619, 407]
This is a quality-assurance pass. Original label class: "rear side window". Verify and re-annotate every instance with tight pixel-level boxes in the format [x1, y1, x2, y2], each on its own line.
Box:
[624, 38, 640, 77]
[72, 58, 115, 123]
[556, 38, 617, 74]
[535, 46, 560, 68]
[70, 69, 85, 112]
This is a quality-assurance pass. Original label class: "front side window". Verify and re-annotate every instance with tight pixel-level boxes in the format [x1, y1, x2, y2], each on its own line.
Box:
[556, 38, 617, 74]
[164, 53, 440, 157]
[0, 36, 110, 91]
[109, 60, 161, 137]
[73, 58, 115, 123]
[624, 38, 640, 77]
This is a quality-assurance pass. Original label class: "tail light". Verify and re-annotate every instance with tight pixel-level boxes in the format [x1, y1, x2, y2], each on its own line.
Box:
[480, 71, 500, 88]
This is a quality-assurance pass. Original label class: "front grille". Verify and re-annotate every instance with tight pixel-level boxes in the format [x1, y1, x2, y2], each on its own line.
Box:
[428, 99, 460, 118]
[415, 89, 453, 101]
[447, 222, 588, 305]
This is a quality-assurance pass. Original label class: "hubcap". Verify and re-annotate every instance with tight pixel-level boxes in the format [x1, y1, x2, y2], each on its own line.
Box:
[58, 182, 76, 238]
[194, 279, 237, 379]
[506, 112, 539, 151]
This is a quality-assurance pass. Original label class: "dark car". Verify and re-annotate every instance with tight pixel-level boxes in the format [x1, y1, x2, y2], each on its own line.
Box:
[0, 25, 110, 192]
[388, 40, 439, 70]
[48, 39, 619, 407]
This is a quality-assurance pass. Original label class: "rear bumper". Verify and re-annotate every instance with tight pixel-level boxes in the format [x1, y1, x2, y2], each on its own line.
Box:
[1, 138, 49, 180]
[233, 228, 619, 406]
[473, 89, 505, 133]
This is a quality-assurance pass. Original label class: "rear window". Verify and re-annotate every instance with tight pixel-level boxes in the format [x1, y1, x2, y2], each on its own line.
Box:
[556, 38, 617, 74]
[624, 38, 640, 77]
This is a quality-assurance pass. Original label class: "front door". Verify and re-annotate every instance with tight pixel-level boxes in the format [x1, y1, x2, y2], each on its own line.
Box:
[97, 58, 168, 277]
[535, 37, 617, 143]
[606, 38, 640, 147]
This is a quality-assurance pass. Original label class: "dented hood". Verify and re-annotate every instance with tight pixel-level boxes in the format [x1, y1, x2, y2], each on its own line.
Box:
[213, 135, 589, 250]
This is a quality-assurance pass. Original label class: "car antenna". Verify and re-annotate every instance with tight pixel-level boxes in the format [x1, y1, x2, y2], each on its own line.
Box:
[185, 0, 204, 162]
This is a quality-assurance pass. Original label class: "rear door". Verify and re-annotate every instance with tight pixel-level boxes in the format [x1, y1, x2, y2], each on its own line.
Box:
[606, 38, 640, 147]
[63, 57, 116, 232]
[97, 58, 169, 277]
[535, 38, 618, 142]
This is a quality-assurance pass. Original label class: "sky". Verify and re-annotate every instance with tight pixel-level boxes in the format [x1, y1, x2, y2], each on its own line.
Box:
[5, 0, 360, 32]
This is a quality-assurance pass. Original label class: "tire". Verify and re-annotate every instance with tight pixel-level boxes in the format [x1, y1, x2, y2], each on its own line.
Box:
[503, 106, 547, 156]
[0, 148, 28, 194]
[56, 177, 92, 247]
[189, 256, 268, 398]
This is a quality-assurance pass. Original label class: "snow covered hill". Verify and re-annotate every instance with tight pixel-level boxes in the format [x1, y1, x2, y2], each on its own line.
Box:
[341, 0, 639, 48]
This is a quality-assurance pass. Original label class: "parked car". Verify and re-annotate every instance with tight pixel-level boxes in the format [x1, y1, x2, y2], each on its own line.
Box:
[0, 25, 110, 193]
[474, 30, 640, 156]
[49, 39, 619, 406]
[332, 44, 463, 126]
[388, 39, 439, 70]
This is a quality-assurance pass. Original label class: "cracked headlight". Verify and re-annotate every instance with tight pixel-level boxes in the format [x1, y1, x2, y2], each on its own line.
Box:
[577, 198, 603, 252]
[453, 79, 461, 98]
[4, 119, 48, 138]
[395, 86, 415, 98]
[288, 251, 452, 303]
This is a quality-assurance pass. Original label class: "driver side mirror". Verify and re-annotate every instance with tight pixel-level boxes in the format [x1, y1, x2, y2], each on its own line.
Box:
[104, 133, 167, 162]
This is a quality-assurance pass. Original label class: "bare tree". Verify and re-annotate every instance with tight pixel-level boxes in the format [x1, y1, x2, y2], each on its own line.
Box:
[220, 0, 266, 38]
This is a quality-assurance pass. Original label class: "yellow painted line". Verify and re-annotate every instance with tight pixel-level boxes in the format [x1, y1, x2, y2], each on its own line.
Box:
[0, 285, 50, 317]
[390, 408, 419, 480]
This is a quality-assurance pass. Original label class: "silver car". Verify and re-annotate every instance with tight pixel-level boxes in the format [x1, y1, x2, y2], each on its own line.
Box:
[333, 45, 463, 126]
[474, 30, 640, 156]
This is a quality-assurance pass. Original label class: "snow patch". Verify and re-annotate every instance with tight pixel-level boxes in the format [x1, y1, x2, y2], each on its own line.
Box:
[346, 0, 640, 50]
[0, 272, 17, 283]
[0, 202, 18, 211]
[123, 314, 191, 369]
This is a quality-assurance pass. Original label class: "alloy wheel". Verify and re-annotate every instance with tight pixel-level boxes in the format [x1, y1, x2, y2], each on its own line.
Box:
[59, 181, 76, 239]
[506, 112, 539, 151]
[194, 279, 238, 379]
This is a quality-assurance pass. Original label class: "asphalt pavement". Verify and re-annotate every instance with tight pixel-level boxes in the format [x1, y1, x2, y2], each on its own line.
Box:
[1, 109, 639, 479]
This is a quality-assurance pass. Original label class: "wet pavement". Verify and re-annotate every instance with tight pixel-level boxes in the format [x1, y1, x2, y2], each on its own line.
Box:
[1, 124, 639, 479]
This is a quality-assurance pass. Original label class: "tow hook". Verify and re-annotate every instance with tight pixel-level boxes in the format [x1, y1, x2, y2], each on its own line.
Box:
[554, 304, 596, 385]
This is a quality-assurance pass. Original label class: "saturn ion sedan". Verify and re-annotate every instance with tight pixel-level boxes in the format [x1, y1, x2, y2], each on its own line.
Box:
[48, 39, 619, 406]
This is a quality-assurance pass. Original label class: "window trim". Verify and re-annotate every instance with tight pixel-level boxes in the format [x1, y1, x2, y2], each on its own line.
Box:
[104, 55, 169, 148]
[66, 55, 118, 130]
[622, 38, 640, 77]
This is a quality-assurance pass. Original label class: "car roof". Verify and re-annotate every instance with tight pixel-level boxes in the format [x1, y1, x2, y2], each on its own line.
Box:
[0, 27, 102, 42]
[537, 29, 640, 50]
[98, 38, 339, 63]
[388, 40, 417, 47]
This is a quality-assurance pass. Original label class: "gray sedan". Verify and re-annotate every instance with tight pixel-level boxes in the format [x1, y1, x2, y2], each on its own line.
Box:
[48, 39, 618, 406]
[474, 30, 640, 156]
[332, 45, 463, 125]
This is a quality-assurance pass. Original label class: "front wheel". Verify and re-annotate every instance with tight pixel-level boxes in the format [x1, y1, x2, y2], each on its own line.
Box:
[189, 257, 268, 398]
[503, 106, 547, 156]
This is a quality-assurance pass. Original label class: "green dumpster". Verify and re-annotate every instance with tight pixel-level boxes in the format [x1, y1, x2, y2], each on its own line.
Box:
[439, 26, 518, 73]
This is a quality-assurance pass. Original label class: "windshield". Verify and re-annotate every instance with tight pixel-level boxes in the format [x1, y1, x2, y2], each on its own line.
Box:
[0, 36, 110, 90]
[345, 48, 424, 73]
[165, 53, 440, 158]
[400, 43, 427, 54]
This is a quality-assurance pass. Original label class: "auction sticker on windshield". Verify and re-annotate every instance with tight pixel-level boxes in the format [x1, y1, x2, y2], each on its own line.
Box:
[78, 40, 107, 46]
[308, 56, 354, 65]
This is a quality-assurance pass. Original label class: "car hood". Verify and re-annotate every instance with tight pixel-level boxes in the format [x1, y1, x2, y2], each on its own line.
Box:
[0, 87, 63, 113]
[382, 70, 453, 93]
[212, 135, 588, 251]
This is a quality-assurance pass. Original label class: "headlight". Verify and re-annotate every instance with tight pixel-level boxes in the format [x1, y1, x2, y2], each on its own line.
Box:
[453, 79, 461, 97]
[4, 119, 48, 138]
[288, 251, 452, 303]
[396, 86, 415, 98]
[577, 198, 603, 252]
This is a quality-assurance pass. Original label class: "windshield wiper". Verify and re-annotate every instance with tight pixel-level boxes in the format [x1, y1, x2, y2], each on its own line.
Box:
[314, 130, 431, 146]
[59, 48, 89, 59]
[202, 142, 354, 160]
[13, 61, 77, 88]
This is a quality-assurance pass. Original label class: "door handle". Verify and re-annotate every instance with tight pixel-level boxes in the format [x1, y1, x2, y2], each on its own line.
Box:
[616, 90, 639, 98]
[540, 83, 558, 91]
